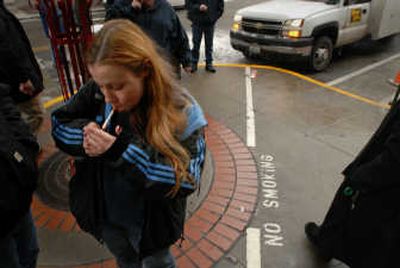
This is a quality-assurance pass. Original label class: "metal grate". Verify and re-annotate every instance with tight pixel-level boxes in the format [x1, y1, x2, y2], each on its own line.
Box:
[242, 18, 283, 36]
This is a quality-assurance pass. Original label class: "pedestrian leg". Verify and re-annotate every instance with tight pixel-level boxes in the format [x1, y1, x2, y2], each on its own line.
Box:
[142, 247, 176, 268]
[191, 23, 203, 71]
[204, 25, 216, 72]
[102, 225, 141, 268]
[15, 212, 39, 268]
[0, 232, 20, 268]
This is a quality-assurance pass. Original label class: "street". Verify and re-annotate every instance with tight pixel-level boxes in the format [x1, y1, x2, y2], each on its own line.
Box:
[6, 0, 400, 267]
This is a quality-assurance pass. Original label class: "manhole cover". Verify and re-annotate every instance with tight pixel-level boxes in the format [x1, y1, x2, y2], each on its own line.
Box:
[37, 151, 72, 211]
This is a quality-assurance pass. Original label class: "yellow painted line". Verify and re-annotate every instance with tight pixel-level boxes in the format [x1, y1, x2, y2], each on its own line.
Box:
[213, 63, 390, 110]
[43, 95, 64, 109]
[33, 45, 50, 53]
[43, 63, 390, 110]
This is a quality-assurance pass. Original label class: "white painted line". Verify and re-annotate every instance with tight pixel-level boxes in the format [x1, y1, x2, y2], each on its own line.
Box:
[246, 67, 256, 147]
[246, 228, 261, 268]
[327, 52, 400, 86]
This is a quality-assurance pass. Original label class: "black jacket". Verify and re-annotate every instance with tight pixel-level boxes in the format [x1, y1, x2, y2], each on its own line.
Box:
[0, 84, 39, 237]
[343, 99, 400, 192]
[317, 100, 400, 268]
[186, 0, 224, 25]
[106, 0, 192, 68]
[0, 0, 44, 102]
[51, 81, 207, 256]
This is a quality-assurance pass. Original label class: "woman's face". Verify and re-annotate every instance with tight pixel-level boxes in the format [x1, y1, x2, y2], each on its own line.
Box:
[88, 63, 145, 112]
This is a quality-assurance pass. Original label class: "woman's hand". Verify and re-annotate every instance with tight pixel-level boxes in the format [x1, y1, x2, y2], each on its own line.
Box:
[83, 122, 116, 157]
[132, 0, 142, 9]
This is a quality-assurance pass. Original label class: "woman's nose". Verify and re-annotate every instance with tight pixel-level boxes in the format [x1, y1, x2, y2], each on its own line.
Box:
[103, 91, 116, 103]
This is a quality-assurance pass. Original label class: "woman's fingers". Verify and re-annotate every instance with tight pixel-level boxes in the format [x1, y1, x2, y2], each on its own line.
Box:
[83, 128, 116, 156]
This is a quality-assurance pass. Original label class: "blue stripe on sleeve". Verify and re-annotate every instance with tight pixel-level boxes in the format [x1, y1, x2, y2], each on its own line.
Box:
[127, 145, 175, 172]
[188, 136, 206, 182]
[51, 116, 83, 145]
[53, 128, 83, 141]
[53, 131, 83, 145]
[122, 149, 195, 190]
[52, 116, 83, 135]
[124, 149, 176, 179]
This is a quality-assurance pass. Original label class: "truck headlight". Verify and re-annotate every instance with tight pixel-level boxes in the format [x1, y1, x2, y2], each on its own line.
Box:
[284, 19, 304, 28]
[282, 19, 304, 38]
[283, 30, 302, 38]
[232, 15, 242, 32]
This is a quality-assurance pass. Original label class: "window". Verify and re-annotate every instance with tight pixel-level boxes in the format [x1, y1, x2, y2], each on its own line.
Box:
[344, 0, 371, 5]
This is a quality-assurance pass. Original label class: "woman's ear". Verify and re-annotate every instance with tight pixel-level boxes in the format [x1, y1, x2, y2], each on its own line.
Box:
[139, 68, 150, 78]
[140, 59, 152, 78]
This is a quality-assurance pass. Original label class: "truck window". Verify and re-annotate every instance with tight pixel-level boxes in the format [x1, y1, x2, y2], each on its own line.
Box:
[303, 0, 337, 3]
[344, 0, 371, 6]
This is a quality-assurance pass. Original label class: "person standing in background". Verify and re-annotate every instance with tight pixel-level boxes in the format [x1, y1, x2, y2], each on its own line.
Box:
[106, 0, 192, 78]
[0, 84, 40, 268]
[0, 0, 45, 134]
[186, 0, 224, 73]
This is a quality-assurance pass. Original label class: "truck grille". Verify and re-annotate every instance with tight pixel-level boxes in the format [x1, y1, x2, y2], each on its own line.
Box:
[241, 18, 283, 36]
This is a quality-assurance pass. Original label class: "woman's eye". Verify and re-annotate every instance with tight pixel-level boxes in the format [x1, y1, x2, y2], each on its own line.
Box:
[114, 84, 124, 91]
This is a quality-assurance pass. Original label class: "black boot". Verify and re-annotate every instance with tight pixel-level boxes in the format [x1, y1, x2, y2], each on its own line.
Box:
[191, 63, 198, 73]
[305, 222, 333, 262]
[205, 64, 216, 73]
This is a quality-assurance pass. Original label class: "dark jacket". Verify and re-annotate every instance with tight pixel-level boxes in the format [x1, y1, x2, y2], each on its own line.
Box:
[51, 81, 207, 256]
[0, 1, 44, 102]
[343, 99, 400, 192]
[318, 100, 400, 268]
[0, 84, 39, 238]
[106, 0, 192, 68]
[186, 0, 224, 25]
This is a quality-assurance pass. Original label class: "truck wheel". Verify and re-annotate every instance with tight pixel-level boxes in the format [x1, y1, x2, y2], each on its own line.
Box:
[378, 34, 396, 45]
[309, 36, 333, 72]
[243, 51, 257, 60]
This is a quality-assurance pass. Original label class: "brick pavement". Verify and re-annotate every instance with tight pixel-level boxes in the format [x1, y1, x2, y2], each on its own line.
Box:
[34, 115, 259, 267]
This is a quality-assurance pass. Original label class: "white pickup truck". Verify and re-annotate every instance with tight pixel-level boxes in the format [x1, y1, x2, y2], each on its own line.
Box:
[230, 0, 400, 71]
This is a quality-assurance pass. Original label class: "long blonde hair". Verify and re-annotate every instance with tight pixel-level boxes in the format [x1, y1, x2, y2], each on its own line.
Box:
[87, 19, 192, 196]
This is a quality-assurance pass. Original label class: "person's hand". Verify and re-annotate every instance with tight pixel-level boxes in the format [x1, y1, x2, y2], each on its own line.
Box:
[19, 80, 35, 96]
[83, 122, 116, 157]
[199, 4, 208, 12]
[132, 0, 142, 9]
[32, 0, 40, 8]
[184, 66, 192, 73]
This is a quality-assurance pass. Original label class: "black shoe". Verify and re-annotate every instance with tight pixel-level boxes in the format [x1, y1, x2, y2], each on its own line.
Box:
[305, 222, 320, 245]
[191, 64, 198, 73]
[305, 222, 333, 262]
[205, 64, 216, 73]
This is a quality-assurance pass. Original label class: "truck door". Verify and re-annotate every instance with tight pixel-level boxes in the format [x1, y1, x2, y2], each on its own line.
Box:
[340, 0, 371, 45]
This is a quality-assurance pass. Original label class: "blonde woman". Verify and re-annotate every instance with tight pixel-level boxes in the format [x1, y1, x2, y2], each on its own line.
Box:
[51, 19, 207, 267]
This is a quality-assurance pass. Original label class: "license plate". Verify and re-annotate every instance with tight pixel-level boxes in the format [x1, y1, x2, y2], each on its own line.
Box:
[249, 44, 261, 54]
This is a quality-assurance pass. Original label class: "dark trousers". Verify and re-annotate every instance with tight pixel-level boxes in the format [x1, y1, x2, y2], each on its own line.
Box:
[191, 23, 215, 66]
[102, 225, 176, 268]
[0, 212, 39, 268]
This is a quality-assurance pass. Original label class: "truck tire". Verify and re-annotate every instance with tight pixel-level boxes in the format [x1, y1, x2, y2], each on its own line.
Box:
[378, 34, 396, 45]
[243, 51, 258, 60]
[309, 36, 333, 72]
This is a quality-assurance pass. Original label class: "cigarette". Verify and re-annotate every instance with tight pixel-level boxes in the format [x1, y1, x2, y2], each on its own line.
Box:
[101, 109, 114, 130]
